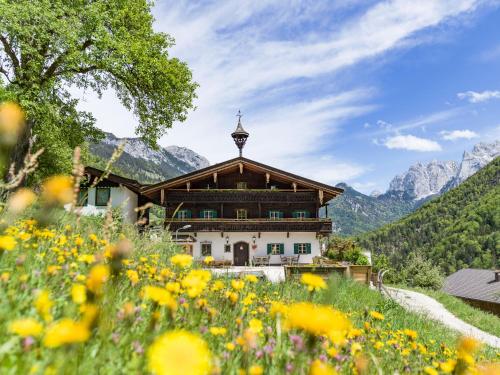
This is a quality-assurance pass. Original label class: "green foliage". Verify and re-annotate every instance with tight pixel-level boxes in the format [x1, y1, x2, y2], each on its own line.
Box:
[360, 157, 500, 276]
[327, 183, 416, 236]
[325, 235, 369, 265]
[0, 0, 197, 181]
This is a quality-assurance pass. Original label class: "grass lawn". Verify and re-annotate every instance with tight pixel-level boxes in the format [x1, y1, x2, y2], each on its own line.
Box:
[399, 286, 500, 338]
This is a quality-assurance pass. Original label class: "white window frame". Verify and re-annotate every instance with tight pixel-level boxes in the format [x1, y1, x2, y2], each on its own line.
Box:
[295, 211, 307, 219]
[269, 211, 282, 220]
[177, 210, 189, 219]
[296, 243, 308, 254]
[236, 182, 248, 189]
[236, 209, 247, 220]
[270, 243, 281, 255]
[203, 210, 215, 219]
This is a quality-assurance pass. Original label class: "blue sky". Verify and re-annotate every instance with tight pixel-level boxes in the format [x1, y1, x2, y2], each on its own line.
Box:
[78, 0, 500, 194]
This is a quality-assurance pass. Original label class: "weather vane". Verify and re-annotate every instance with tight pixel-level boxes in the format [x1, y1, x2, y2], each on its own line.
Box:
[236, 109, 243, 122]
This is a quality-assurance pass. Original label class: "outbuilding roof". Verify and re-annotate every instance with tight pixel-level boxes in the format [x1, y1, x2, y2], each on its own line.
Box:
[442, 268, 500, 304]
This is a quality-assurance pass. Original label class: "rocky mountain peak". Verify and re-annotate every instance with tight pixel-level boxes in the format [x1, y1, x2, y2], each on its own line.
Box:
[387, 159, 458, 200]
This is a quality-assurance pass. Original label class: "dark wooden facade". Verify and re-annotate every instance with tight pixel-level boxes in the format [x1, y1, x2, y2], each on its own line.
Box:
[141, 157, 343, 235]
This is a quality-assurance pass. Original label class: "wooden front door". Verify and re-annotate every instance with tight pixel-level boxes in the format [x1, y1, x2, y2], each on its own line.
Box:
[233, 242, 249, 266]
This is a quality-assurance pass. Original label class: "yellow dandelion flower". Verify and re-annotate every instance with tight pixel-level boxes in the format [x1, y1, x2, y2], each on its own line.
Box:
[34, 290, 53, 322]
[71, 284, 87, 304]
[225, 342, 235, 351]
[424, 367, 438, 375]
[284, 302, 351, 345]
[9, 318, 43, 337]
[203, 256, 214, 265]
[231, 279, 245, 291]
[0, 235, 16, 251]
[86, 264, 110, 295]
[0, 101, 24, 143]
[41, 175, 73, 205]
[301, 273, 326, 292]
[209, 327, 227, 336]
[142, 286, 177, 310]
[126, 270, 140, 285]
[43, 319, 90, 348]
[245, 274, 258, 283]
[182, 269, 211, 298]
[440, 359, 457, 373]
[369, 311, 384, 320]
[309, 359, 337, 375]
[403, 329, 417, 340]
[248, 365, 264, 375]
[148, 330, 211, 375]
[248, 318, 263, 334]
[211, 280, 225, 291]
[170, 254, 193, 268]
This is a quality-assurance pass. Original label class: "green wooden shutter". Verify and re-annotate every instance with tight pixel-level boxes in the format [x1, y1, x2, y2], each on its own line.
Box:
[279, 211, 284, 219]
[279, 243, 284, 254]
[267, 244, 272, 255]
[304, 211, 310, 218]
[306, 243, 311, 254]
[292, 211, 298, 219]
[294, 243, 299, 254]
[186, 210, 192, 219]
[211, 209, 217, 218]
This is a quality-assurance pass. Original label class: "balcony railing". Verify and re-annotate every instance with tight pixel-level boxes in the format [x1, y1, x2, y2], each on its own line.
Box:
[166, 218, 332, 234]
[165, 189, 317, 203]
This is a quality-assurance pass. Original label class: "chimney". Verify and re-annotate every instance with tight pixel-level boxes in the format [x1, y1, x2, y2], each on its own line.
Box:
[495, 270, 500, 282]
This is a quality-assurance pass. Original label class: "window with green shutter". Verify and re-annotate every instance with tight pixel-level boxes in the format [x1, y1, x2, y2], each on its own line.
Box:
[200, 209, 217, 219]
[294, 243, 311, 254]
[292, 210, 309, 219]
[176, 209, 192, 219]
[267, 243, 284, 255]
[269, 210, 283, 220]
[77, 189, 88, 206]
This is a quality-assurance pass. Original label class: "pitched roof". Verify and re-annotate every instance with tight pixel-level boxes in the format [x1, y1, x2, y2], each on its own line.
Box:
[442, 268, 500, 304]
[84, 166, 146, 193]
[141, 156, 343, 199]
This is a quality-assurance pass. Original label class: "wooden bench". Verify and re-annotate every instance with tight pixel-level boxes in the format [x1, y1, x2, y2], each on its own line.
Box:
[252, 256, 270, 266]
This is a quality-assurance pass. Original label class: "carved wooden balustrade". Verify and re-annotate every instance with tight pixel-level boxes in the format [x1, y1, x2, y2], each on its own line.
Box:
[167, 218, 332, 234]
[164, 189, 317, 203]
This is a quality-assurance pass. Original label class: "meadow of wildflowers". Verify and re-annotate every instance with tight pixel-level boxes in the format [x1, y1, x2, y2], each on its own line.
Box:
[0, 102, 499, 374]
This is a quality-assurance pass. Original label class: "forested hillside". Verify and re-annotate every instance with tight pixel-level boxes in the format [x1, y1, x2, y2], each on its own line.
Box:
[359, 157, 500, 275]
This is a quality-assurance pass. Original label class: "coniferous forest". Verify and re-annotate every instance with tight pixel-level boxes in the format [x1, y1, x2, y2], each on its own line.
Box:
[359, 157, 500, 275]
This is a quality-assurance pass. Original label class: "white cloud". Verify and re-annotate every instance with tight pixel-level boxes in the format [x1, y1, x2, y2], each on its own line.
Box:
[381, 134, 442, 151]
[457, 90, 500, 103]
[440, 129, 479, 140]
[75, 0, 485, 179]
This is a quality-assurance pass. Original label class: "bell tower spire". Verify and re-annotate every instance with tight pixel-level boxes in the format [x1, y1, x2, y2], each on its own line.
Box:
[231, 110, 249, 157]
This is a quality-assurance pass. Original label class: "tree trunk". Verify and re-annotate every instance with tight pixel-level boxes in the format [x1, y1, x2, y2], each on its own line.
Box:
[4, 119, 33, 187]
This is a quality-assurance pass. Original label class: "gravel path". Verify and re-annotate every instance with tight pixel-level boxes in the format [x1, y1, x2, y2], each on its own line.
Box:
[385, 287, 500, 348]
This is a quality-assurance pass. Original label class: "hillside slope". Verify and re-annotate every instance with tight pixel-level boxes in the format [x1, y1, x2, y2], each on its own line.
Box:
[328, 183, 415, 236]
[359, 157, 500, 274]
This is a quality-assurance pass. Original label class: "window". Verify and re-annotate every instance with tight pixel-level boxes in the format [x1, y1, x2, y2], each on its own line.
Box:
[236, 182, 247, 189]
[95, 187, 111, 206]
[200, 209, 217, 219]
[269, 210, 283, 220]
[292, 211, 309, 219]
[77, 189, 88, 206]
[294, 243, 311, 254]
[267, 243, 284, 255]
[236, 209, 247, 220]
[224, 244, 231, 253]
[176, 210, 191, 219]
[270, 185, 278, 190]
[201, 243, 212, 256]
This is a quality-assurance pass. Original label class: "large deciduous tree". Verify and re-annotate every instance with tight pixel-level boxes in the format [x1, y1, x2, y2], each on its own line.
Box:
[0, 0, 197, 182]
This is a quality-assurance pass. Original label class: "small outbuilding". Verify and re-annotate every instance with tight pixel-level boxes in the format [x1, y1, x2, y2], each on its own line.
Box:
[442, 268, 500, 316]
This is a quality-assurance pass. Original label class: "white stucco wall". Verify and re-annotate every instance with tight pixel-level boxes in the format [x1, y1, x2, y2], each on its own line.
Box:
[68, 186, 138, 224]
[189, 231, 321, 264]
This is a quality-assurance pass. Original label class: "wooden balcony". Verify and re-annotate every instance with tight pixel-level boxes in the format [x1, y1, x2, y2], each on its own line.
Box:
[164, 189, 317, 203]
[166, 218, 332, 234]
